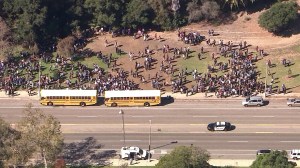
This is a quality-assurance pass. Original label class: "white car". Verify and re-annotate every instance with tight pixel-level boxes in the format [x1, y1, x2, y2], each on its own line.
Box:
[120, 146, 150, 160]
[290, 149, 300, 160]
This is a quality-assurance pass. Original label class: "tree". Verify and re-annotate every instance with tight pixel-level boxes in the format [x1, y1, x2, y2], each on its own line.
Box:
[18, 103, 64, 168]
[148, 0, 174, 30]
[223, 0, 256, 9]
[0, 118, 19, 162]
[258, 1, 298, 33]
[155, 146, 210, 168]
[0, 16, 12, 60]
[84, 0, 125, 29]
[0, 117, 35, 168]
[187, 0, 220, 23]
[2, 0, 47, 46]
[122, 0, 153, 29]
[56, 35, 76, 59]
[251, 150, 296, 168]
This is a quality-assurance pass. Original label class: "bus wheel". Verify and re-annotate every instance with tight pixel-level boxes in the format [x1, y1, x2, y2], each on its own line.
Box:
[47, 102, 53, 106]
[144, 102, 150, 107]
[112, 103, 117, 107]
[80, 102, 86, 107]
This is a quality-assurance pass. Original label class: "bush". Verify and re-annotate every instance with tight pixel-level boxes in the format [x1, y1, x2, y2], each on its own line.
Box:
[187, 0, 220, 23]
[258, 1, 298, 33]
[52, 69, 60, 81]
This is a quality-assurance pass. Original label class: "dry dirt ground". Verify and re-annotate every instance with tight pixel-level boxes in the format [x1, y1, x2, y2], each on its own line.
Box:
[85, 8, 300, 92]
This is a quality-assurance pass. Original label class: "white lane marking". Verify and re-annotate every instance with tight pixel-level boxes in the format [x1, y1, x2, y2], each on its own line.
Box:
[121, 140, 141, 142]
[228, 141, 248, 143]
[193, 116, 218, 118]
[77, 116, 98, 118]
[131, 116, 153, 118]
[255, 132, 273, 134]
[252, 116, 275, 118]
[210, 154, 253, 156]
[280, 141, 300, 143]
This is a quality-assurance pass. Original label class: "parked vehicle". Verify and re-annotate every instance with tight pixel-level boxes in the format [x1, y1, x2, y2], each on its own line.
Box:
[290, 149, 300, 160]
[242, 96, 264, 107]
[207, 121, 232, 131]
[287, 98, 300, 107]
[120, 146, 150, 160]
[256, 149, 272, 155]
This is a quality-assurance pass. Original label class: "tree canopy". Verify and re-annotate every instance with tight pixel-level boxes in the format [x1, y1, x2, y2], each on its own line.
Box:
[0, 0, 288, 49]
[155, 145, 211, 168]
[258, 1, 298, 33]
[17, 104, 64, 168]
[251, 150, 297, 168]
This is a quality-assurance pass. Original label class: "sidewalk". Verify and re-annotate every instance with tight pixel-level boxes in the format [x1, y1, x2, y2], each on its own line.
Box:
[108, 158, 300, 167]
[1, 90, 299, 100]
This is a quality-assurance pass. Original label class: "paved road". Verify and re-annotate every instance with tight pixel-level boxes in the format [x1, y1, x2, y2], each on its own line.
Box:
[0, 98, 299, 159]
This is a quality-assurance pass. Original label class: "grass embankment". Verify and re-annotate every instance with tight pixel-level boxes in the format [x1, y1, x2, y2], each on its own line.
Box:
[176, 44, 300, 92]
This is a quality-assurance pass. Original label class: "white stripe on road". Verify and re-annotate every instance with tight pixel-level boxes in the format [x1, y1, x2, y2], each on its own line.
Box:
[228, 141, 248, 143]
[252, 116, 275, 118]
[77, 116, 98, 118]
[193, 116, 218, 118]
[131, 116, 154, 118]
[120, 140, 141, 142]
[280, 141, 300, 143]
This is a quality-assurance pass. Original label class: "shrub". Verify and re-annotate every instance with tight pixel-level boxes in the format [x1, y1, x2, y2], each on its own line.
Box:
[187, 0, 220, 23]
[258, 1, 298, 33]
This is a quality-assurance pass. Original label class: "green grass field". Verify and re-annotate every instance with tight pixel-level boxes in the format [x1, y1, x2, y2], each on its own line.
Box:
[10, 43, 300, 92]
[175, 45, 300, 92]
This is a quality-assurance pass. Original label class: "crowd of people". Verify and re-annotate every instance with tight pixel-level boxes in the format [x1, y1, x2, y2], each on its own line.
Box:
[0, 27, 290, 98]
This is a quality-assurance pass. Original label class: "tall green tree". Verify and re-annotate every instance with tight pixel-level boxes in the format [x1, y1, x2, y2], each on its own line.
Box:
[0, 118, 35, 168]
[0, 118, 19, 163]
[148, 0, 174, 30]
[122, 0, 153, 29]
[251, 150, 296, 168]
[2, 0, 46, 46]
[84, 0, 126, 29]
[223, 0, 256, 9]
[18, 104, 64, 168]
[155, 146, 211, 168]
[258, 1, 298, 33]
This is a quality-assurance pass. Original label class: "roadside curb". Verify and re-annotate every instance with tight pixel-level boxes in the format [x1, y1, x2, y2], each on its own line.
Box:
[0, 91, 299, 101]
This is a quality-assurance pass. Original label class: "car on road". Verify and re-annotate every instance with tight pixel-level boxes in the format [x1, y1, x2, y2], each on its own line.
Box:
[120, 146, 150, 160]
[256, 149, 272, 155]
[242, 96, 264, 107]
[207, 121, 232, 131]
[287, 98, 300, 107]
[290, 149, 300, 160]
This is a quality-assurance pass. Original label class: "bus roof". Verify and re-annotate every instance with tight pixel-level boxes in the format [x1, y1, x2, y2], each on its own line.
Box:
[105, 90, 161, 98]
[41, 89, 97, 97]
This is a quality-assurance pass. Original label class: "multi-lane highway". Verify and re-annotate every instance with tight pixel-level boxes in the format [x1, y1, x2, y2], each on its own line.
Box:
[0, 98, 299, 159]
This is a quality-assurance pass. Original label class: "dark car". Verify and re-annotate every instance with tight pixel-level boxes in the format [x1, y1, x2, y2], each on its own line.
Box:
[256, 149, 272, 155]
[207, 121, 232, 131]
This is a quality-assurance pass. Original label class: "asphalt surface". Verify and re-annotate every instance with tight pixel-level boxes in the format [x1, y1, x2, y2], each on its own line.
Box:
[0, 98, 299, 160]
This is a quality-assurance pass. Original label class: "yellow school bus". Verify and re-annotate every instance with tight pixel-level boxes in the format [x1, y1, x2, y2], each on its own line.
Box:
[40, 89, 97, 106]
[104, 90, 161, 107]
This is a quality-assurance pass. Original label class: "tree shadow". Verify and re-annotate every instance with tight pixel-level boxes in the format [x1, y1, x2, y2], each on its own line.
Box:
[61, 137, 117, 166]
[211, 12, 238, 26]
[275, 14, 300, 37]
[245, 0, 277, 14]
